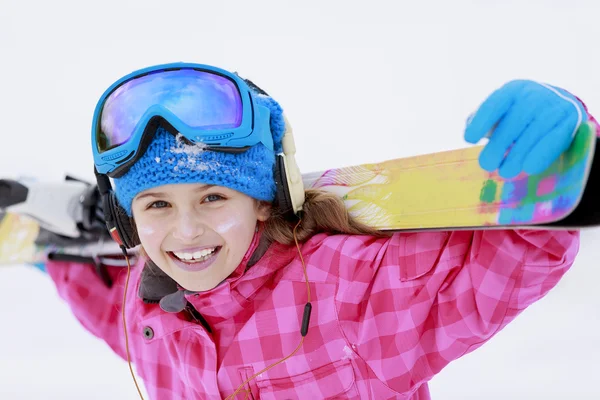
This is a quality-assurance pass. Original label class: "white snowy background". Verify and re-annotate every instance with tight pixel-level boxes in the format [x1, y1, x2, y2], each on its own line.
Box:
[1, 0, 599, 398]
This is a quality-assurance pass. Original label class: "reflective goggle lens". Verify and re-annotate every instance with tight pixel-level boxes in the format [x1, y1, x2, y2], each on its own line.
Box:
[96, 68, 243, 153]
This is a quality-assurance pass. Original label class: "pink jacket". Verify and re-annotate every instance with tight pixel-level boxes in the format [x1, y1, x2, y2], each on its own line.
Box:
[46, 228, 580, 399]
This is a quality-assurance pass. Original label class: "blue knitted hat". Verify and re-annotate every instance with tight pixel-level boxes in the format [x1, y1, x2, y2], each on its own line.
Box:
[113, 93, 286, 216]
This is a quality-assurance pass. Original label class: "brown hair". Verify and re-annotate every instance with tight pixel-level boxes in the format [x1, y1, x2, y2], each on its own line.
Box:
[262, 188, 389, 245]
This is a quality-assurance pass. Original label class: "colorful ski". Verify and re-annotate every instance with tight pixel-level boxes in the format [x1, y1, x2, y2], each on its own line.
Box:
[0, 211, 40, 266]
[303, 121, 599, 231]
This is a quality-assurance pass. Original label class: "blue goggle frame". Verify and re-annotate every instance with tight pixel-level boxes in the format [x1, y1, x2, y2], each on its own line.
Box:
[91, 62, 274, 178]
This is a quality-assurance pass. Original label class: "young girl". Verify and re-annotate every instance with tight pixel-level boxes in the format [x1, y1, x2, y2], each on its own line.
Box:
[44, 62, 597, 399]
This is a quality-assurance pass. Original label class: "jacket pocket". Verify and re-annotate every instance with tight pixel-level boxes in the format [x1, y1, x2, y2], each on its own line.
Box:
[256, 359, 359, 399]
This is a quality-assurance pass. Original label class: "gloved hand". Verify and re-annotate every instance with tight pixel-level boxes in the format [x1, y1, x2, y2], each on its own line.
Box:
[464, 79, 587, 179]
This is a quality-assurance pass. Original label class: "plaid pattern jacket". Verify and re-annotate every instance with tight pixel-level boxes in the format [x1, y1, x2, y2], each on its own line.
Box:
[46, 228, 580, 399]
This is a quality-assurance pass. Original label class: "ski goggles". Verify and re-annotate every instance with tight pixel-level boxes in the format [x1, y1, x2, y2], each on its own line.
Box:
[92, 62, 274, 178]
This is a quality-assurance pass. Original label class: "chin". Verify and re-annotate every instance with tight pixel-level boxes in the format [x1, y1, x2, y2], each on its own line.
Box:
[167, 262, 230, 293]
[178, 277, 221, 292]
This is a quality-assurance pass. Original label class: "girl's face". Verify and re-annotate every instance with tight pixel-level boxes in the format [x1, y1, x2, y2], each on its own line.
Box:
[131, 183, 270, 291]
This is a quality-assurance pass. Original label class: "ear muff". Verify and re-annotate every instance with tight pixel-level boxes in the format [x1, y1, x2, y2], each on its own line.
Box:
[95, 170, 140, 249]
[274, 154, 294, 219]
[107, 192, 140, 249]
[240, 78, 305, 216]
[275, 114, 305, 218]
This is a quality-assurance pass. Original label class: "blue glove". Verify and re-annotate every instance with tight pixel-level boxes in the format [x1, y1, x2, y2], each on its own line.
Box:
[464, 79, 587, 179]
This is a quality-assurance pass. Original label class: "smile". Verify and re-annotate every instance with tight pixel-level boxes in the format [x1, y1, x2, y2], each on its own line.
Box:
[167, 246, 222, 272]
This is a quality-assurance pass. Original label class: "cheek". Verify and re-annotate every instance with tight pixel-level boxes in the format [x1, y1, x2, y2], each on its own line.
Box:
[138, 224, 157, 236]
[135, 221, 167, 252]
[214, 214, 241, 235]
[213, 210, 256, 242]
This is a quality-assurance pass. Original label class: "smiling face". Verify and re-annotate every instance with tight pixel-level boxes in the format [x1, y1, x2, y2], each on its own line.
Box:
[131, 183, 270, 291]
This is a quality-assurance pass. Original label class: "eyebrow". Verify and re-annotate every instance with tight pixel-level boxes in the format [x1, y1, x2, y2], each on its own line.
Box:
[134, 184, 215, 201]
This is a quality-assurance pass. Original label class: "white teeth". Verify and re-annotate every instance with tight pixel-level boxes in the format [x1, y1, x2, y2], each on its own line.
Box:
[173, 247, 217, 262]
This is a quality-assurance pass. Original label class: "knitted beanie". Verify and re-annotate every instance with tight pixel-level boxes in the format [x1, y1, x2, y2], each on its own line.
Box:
[113, 92, 286, 216]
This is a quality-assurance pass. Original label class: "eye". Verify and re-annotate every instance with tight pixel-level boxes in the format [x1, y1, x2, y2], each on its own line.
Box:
[147, 200, 169, 209]
[203, 194, 225, 203]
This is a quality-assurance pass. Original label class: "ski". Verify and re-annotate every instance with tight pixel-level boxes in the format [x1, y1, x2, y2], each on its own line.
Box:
[303, 121, 599, 231]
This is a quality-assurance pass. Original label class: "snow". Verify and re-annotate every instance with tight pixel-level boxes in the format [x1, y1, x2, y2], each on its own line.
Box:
[1, 0, 599, 398]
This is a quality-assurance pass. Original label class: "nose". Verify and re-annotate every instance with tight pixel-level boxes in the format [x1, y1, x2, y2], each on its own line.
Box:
[171, 211, 206, 242]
